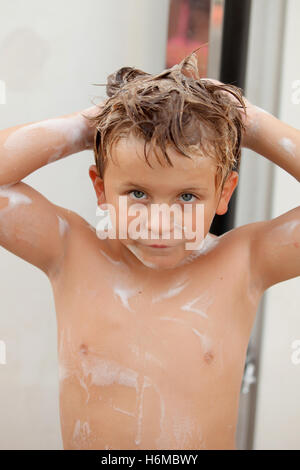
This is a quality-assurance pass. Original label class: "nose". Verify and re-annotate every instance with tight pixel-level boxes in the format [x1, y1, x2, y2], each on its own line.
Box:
[147, 208, 174, 238]
[145, 203, 185, 239]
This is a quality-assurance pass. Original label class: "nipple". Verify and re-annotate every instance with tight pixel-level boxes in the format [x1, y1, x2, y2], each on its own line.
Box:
[79, 344, 89, 355]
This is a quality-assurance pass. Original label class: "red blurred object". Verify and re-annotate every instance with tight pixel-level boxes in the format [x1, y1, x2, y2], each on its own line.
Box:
[166, 0, 213, 76]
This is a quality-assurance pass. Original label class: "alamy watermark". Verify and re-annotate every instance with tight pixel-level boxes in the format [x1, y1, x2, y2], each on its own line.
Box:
[0, 80, 6, 104]
[95, 196, 205, 250]
[0, 340, 6, 365]
[291, 339, 300, 365]
[291, 80, 300, 104]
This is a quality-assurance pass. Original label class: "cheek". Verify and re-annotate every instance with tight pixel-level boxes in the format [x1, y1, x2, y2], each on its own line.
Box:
[183, 202, 208, 232]
[112, 198, 146, 238]
[204, 204, 218, 232]
[115, 200, 140, 223]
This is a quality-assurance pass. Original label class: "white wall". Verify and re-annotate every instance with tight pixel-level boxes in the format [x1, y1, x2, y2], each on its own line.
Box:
[0, 0, 170, 449]
[253, 0, 300, 450]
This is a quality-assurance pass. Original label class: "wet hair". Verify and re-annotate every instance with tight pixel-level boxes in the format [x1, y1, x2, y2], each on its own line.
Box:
[84, 48, 247, 192]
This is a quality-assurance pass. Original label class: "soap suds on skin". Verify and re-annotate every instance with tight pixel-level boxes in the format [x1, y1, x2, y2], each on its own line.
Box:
[153, 382, 166, 445]
[127, 243, 159, 269]
[60, 328, 168, 448]
[244, 106, 271, 136]
[3, 115, 88, 162]
[172, 414, 194, 448]
[47, 144, 65, 163]
[57, 215, 69, 237]
[271, 218, 300, 246]
[73, 419, 91, 440]
[59, 329, 145, 404]
[171, 411, 205, 449]
[181, 297, 208, 318]
[59, 329, 143, 400]
[72, 419, 93, 449]
[278, 137, 296, 158]
[79, 376, 91, 404]
[0, 185, 32, 213]
[152, 278, 190, 303]
[60, 328, 205, 449]
[112, 405, 135, 417]
[192, 233, 220, 254]
[58, 363, 70, 383]
[136, 379, 165, 448]
[0, 186, 33, 240]
[181, 290, 214, 319]
[0, 181, 18, 188]
[145, 351, 164, 368]
[191, 327, 212, 352]
[58, 329, 74, 383]
[179, 233, 220, 266]
[79, 352, 166, 447]
[127, 233, 220, 269]
[81, 355, 143, 389]
[280, 219, 300, 233]
[81, 354, 166, 448]
[159, 316, 211, 353]
[135, 375, 148, 446]
[58, 329, 91, 403]
[113, 285, 139, 311]
[99, 248, 125, 267]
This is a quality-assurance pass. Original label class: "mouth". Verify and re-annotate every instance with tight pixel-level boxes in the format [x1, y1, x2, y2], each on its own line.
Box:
[140, 243, 178, 252]
[149, 244, 170, 248]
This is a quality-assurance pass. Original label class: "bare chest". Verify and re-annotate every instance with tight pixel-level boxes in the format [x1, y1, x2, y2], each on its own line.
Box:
[51, 255, 254, 449]
[54, 256, 250, 371]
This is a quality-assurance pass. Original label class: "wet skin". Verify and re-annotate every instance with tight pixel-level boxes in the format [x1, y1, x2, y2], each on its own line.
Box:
[51, 137, 261, 450]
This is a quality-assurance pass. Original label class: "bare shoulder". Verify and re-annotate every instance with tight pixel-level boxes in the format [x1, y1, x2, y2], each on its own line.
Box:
[212, 206, 300, 291]
[205, 224, 256, 272]
[50, 205, 100, 256]
[207, 223, 254, 249]
[54, 205, 96, 234]
[0, 179, 101, 283]
[246, 206, 300, 290]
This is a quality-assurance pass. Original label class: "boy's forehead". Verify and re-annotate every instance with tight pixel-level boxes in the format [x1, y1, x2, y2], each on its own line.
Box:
[109, 135, 217, 185]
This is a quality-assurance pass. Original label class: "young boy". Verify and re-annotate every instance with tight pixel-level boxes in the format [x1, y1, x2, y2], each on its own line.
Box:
[0, 51, 299, 450]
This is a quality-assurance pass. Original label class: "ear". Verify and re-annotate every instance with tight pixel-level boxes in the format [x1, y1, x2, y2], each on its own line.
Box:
[88, 164, 106, 206]
[215, 171, 239, 216]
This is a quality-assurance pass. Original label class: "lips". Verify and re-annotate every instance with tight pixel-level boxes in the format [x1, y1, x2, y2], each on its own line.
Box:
[149, 244, 169, 248]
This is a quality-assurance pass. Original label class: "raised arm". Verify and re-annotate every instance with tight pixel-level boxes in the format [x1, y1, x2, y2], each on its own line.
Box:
[0, 105, 100, 278]
[242, 104, 300, 290]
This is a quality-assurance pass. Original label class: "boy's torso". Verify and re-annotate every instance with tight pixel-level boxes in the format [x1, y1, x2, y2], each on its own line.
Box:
[50, 213, 262, 450]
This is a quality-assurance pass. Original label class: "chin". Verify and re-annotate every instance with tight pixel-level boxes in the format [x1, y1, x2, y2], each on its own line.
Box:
[126, 242, 185, 270]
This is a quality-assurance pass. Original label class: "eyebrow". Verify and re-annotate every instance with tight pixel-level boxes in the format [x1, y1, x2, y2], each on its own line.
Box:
[180, 187, 209, 192]
[120, 182, 209, 193]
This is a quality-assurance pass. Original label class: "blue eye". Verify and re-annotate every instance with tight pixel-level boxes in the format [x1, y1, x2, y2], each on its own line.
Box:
[129, 190, 147, 200]
[180, 193, 196, 202]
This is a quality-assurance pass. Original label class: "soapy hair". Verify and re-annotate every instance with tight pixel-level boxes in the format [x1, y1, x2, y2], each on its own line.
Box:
[84, 48, 247, 191]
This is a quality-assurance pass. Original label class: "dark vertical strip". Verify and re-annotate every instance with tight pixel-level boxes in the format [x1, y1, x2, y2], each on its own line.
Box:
[210, 0, 252, 236]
